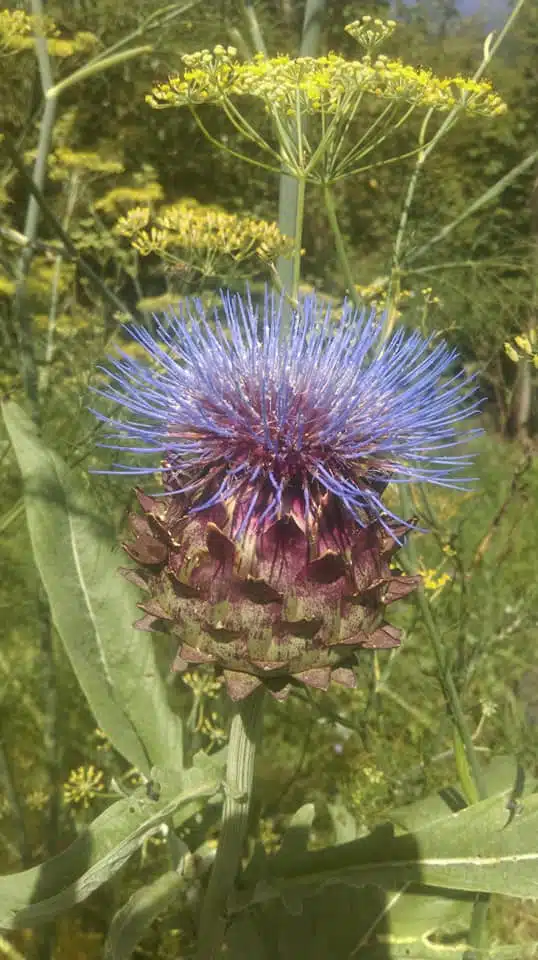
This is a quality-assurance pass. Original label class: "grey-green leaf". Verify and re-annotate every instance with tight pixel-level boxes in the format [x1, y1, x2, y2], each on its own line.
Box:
[226, 883, 473, 960]
[0, 765, 219, 930]
[104, 871, 185, 960]
[390, 754, 531, 834]
[237, 783, 538, 908]
[2, 401, 183, 775]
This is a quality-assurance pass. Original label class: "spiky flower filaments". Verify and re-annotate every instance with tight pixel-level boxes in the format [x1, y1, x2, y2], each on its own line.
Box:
[93, 291, 477, 700]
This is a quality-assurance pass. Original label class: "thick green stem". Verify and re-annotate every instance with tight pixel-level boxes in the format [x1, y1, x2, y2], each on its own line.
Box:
[464, 894, 490, 960]
[277, 174, 300, 305]
[195, 688, 265, 960]
[323, 185, 362, 310]
[242, 0, 268, 56]
[276, 0, 326, 318]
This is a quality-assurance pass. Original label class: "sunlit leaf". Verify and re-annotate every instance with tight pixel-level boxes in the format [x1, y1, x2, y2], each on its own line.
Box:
[0, 765, 219, 930]
[2, 400, 183, 775]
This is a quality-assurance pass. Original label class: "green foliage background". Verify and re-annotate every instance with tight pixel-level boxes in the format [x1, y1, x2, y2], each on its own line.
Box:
[1, 1, 538, 958]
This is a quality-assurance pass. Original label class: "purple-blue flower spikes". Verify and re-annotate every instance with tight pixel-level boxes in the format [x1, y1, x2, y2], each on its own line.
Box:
[93, 290, 477, 701]
[94, 289, 478, 535]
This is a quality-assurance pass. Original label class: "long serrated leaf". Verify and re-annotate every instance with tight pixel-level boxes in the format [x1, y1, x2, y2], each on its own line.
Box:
[0, 765, 219, 930]
[235, 790, 538, 908]
[2, 401, 183, 775]
[104, 871, 185, 960]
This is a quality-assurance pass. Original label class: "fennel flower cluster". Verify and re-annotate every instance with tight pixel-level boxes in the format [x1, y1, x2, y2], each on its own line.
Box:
[63, 765, 105, 809]
[146, 17, 504, 183]
[0, 10, 96, 57]
[115, 200, 295, 278]
[147, 15, 505, 122]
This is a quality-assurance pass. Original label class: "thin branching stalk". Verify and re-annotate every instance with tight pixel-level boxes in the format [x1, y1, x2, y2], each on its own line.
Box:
[388, 8, 526, 949]
[46, 1, 202, 99]
[399, 483, 490, 956]
[39, 171, 80, 397]
[400, 501, 487, 801]
[375, 683, 432, 728]
[12, 0, 57, 423]
[195, 689, 265, 960]
[408, 148, 538, 267]
[322, 184, 362, 310]
[35, 596, 60, 960]
[47, 46, 152, 100]
[386, 0, 527, 337]
[243, 0, 268, 56]
[187, 108, 279, 173]
[0, 742, 30, 867]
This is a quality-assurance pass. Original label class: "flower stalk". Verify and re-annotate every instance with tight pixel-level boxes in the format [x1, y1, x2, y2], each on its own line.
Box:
[322, 184, 362, 311]
[13, 0, 57, 423]
[277, 0, 326, 308]
[195, 688, 265, 960]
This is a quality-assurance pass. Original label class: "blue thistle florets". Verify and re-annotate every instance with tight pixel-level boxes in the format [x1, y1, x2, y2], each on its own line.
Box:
[93, 289, 478, 536]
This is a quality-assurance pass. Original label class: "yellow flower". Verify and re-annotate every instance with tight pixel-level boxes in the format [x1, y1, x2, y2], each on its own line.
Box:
[419, 567, 451, 591]
[63, 765, 105, 808]
[116, 199, 294, 278]
[363, 764, 385, 786]
[95, 182, 164, 215]
[0, 10, 32, 52]
[26, 789, 50, 811]
[146, 24, 504, 184]
[0, 12, 97, 58]
[504, 342, 519, 364]
[94, 727, 112, 752]
[50, 148, 124, 178]
[183, 671, 223, 699]
[259, 818, 281, 853]
[345, 16, 398, 51]
[514, 334, 533, 356]
[505, 329, 537, 365]
[200, 711, 227, 745]
[0, 274, 15, 297]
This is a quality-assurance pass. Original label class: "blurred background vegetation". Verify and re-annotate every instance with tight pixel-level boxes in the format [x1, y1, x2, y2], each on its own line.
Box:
[1, 0, 538, 957]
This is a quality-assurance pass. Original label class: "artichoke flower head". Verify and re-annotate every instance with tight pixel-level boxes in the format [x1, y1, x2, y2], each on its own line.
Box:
[93, 290, 478, 700]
